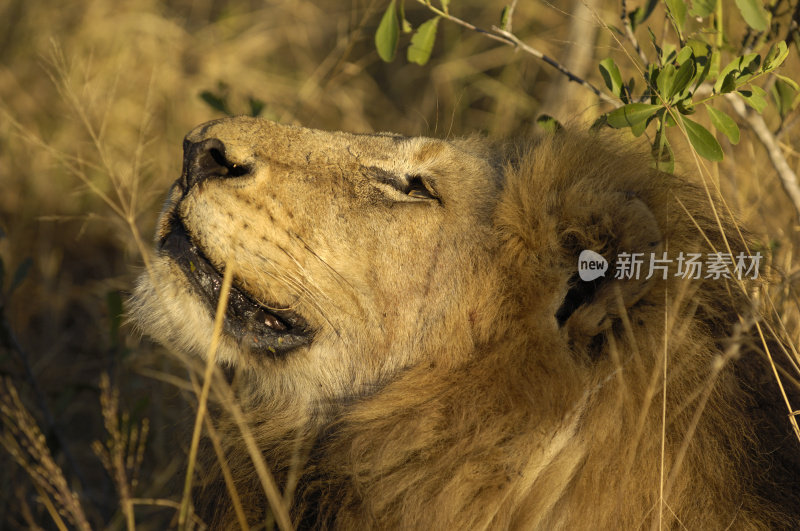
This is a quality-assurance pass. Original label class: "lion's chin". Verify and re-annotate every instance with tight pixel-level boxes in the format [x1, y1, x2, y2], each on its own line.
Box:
[146, 215, 314, 358]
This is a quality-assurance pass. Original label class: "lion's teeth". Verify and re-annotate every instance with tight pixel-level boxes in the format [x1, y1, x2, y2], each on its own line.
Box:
[264, 313, 287, 331]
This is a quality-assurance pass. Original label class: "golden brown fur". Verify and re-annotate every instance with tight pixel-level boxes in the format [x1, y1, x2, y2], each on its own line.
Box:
[131, 117, 800, 528]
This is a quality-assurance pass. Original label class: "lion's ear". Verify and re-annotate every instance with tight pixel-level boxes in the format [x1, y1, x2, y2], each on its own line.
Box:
[556, 196, 662, 346]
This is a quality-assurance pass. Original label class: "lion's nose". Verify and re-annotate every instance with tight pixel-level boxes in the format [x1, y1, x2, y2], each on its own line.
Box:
[181, 138, 251, 189]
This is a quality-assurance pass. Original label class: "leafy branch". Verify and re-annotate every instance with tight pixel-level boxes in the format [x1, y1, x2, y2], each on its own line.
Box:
[374, 0, 620, 105]
[374, 0, 800, 220]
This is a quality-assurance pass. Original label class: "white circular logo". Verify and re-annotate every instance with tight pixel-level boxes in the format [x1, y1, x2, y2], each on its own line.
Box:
[578, 250, 608, 281]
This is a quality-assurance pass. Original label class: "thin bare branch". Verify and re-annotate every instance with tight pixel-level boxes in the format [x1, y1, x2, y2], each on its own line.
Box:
[726, 94, 800, 224]
[504, 0, 519, 33]
[414, 0, 620, 107]
[492, 25, 620, 107]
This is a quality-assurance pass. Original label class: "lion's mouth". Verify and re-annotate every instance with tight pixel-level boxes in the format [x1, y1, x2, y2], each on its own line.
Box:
[158, 216, 313, 357]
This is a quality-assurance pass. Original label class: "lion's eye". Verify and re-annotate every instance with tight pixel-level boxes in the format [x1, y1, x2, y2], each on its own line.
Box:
[405, 175, 439, 201]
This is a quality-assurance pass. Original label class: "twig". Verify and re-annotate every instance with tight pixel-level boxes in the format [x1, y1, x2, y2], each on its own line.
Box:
[726, 93, 800, 225]
[493, 26, 620, 107]
[621, 0, 648, 64]
[415, 0, 620, 107]
[504, 0, 519, 33]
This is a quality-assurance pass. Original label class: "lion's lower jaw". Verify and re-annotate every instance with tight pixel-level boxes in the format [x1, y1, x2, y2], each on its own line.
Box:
[130, 260, 242, 367]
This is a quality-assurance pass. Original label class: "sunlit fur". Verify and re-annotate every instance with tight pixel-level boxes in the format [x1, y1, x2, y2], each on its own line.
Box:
[131, 117, 799, 529]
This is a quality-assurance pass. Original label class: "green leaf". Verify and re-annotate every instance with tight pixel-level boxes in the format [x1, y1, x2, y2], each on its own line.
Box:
[652, 127, 675, 173]
[536, 114, 563, 134]
[714, 53, 760, 93]
[499, 5, 511, 30]
[599, 58, 624, 98]
[607, 103, 661, 129]
[708, 50, 721, 80]
[399, 1, 412, 33]
[771, 78, 798, 118]
[716, 54, 756, 85]
[734, 0, 769, 32]
[375, 0, 400, 62]
[665, 0, 687, 34]
[706, 105, 740, 144]
[9, 257, 33, 296]
[693, 56, 712, 89]
[440, 0, 450, 14]
[680, 115, 723, 161]
[764, 41, 789, 71]
[669, 58, 695, 99]
[407, 17, 440, 66]
[739, 85, 767, 113]
[676, 98, 695, 115]
[739, 53, 761, 76]
[626, 77, 636, 100]
[631, 0, 659, 28]
[656, 64, 675, 100]
[775, 74, 800, 92]
[662, 44, 678, 65]
[675, 46, 693, 65]
[716, 71, 737, 93]
[631, 115, 650, 137]
[199, 90, 231, 115]
[248, 97, 265, 117]
[648, 28, 661, 59]
[687, 39, 711, 58]
[689, 0, 716, 17]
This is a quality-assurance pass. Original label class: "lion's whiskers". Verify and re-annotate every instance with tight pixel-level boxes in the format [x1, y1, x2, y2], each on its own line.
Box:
[255, 253, 346, 342]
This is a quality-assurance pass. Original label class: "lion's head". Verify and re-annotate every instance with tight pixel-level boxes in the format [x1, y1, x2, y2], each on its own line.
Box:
[132, 117, 799, 529]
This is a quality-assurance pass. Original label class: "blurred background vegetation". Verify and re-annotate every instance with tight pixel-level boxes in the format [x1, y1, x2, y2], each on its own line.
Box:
[1, 0, 799, 528]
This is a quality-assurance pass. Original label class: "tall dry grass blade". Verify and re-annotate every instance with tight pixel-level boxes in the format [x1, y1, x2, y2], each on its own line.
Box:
[33, 483, 69, 531]
[174, 258, 292, 528]
[657, 269, 669, 531]
[179, 261, 235, 529]
[205, 365, 293, 530]
[130, 498, 206, 527]
[188, 371, 249, 530]
[756, 320, 800, 443]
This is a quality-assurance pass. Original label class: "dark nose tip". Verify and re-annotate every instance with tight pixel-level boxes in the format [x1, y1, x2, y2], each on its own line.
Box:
[181, 138, 251, 189]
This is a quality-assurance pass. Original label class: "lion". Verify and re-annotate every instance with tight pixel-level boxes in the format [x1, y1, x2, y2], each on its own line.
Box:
[131, 116, 800, 529]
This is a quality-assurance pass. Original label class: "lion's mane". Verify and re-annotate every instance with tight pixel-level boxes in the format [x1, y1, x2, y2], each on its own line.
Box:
[140, 126, 799, 529]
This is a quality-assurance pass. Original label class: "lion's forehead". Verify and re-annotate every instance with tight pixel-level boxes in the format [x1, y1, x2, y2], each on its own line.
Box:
[189, 117, 482, 182]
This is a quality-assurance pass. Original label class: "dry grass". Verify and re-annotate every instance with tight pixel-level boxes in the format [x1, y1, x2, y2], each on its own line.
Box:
[0, 0, 798, 528]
